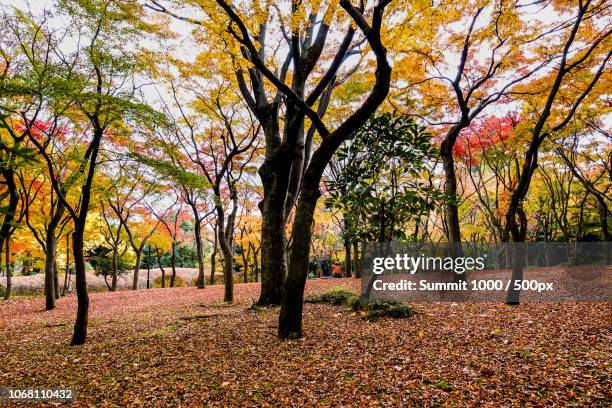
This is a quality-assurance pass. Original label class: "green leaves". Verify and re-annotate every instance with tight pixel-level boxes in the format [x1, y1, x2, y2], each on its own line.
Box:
[327, 113, 443, 242]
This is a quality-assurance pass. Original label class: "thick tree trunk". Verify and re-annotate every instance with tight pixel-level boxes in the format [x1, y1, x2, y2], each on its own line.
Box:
[71, 227, 89, 345]
[194, 220, 206, 289]
[279, 188, 319, 339]
[257, 193, 286, 305]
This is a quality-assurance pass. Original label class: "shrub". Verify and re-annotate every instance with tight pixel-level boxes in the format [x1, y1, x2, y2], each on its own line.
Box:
[153, 275, 185, 288]
[0, 284, 5, 298]
[319, 287, 360, 305]
[309, 287, 414, 321]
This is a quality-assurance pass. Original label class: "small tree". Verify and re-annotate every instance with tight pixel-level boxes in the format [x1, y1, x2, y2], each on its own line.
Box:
[327, 114, 442, 244]
[86, 245, 131, 291]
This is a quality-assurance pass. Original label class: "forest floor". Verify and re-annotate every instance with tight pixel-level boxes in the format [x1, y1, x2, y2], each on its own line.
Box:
[0, 278, 610, 407]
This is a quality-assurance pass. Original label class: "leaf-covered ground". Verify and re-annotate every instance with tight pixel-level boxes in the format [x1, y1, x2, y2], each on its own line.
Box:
[0, 279, 610, 407]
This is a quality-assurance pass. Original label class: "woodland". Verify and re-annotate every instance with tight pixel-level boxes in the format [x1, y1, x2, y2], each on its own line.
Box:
[0, 0, 610, 405]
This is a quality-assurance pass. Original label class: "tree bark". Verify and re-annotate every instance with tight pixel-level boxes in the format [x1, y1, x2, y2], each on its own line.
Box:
[131, 250, 142, 290]
[344, 239, 352, 277]
[71, 226, 90, 345]
[257, 187, 287, 305]
[156, 247, 166, 288]
[279, 188, 320, 339]
[4, 237, 10, 300]
[53, 260, 60, 299]
[62, 234, 70, 296]
[170, 242, 177, 287]
[111, 244, 118, 292]
[352, 241, 361, 278]
[194, 219, 206, 289]
[44, 235, 57, 310]
[210, 224, 218, 285]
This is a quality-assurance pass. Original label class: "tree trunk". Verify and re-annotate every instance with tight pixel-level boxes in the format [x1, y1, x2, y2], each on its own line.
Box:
[344, 240, 352, 278]
[131, 250, 143, 290]
[111, 245, 118, 292]
[0, 168, 18, 272]
[210, 225, 218, 285]
[217, 190, 238, 303]
[596, 196, 610, 242]
[156, 247, 165, 288]
[4, 238, 10, 300]
[170, 242, 177, 287]
[44, 234, 57, 310]
[440, 128, 464, 256]
[257, 193, 286, 305]
[53, 260, 60, 299]
[62, 234, 70, 296]
[253, 245, 259, 282]
[194, 220, 206, 289]
[279, 188, 319, 339]
[352, 241, 361, 278]
[71, 227, 89, 345]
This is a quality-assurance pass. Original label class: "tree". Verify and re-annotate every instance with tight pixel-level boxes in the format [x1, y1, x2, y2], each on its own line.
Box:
[503, 0, 610, 303]
[4, 1, 163, 344]
[327, 113, 441, 244]
[392, 1, 566, 252]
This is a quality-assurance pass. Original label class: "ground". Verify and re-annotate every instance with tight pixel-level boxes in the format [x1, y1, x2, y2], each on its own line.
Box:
[0, 279, 610, 407]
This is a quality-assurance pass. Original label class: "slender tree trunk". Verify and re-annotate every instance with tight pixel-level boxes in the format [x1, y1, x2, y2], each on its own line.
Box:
[210, 225, 218, 285]
[170, 242, 177, 287]
[62, 234, 70, 296]
[218, 191, 238, 303]
[194, 220, 206, 289]
[44, 235, 57, 310]
[156, 247, 165, 288]
[53, 260, 60, 299]
[440, 128, 464, 256]
[352, 241, 360, 278]
[253, 246, 259, 282]
[344, 240, 352, 278]
[131, 250, 142, 290]
[4, 238, 10, 300]
[111, 246, 118, 292]
[596, 197, 610, 242]
[0, 168, 18, 272]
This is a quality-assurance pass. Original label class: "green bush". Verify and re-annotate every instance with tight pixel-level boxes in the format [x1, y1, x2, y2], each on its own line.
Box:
[319, 287, 360, 305]
[309, 287, 414, 321]
[0, 284, 5, 298]
[153, 275, 185, 288]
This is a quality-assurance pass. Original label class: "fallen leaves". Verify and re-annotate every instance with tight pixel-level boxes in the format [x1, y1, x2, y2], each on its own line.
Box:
[0, 279, 610, 407]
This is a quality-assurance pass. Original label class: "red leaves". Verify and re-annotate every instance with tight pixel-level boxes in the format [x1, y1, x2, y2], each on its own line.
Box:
[454, 113, 519, 165]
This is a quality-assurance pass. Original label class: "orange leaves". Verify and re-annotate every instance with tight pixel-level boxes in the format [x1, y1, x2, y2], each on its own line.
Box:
[1, 280, 610, 406]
